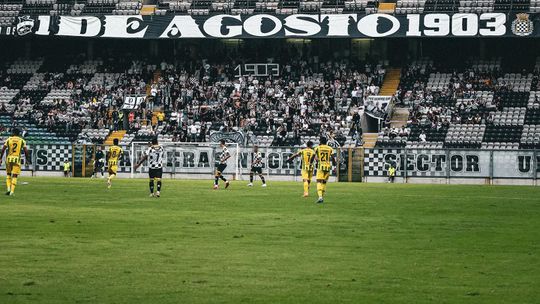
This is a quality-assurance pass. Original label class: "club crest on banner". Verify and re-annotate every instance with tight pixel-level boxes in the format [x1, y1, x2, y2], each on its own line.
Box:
[511, 13, 534, 36]
[209, 131, 245, 144]
[16, 16, 34, 36]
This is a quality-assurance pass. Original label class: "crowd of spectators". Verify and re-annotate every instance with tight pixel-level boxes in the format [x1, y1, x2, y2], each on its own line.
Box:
[388, 60, 530, 143]
[135, 57, 384, 146]
[0, 54, 389, 146]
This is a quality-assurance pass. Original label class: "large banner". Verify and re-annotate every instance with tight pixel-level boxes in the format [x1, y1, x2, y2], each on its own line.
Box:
[122, 96, 145, 110]
[365, 95, 392, 120]
[0, 13, 538, 39]
[364, 148, 540, 178]
[3, 145, 539, 180]
[131, 145, 298, 176]
[0, 144, 72, 172]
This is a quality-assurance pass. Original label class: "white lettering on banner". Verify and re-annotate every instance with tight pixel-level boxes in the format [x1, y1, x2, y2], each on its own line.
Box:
[283, 14, 321, 36]
[57, 16, 102, 37]
[480, 13, 506, 36]
[19, 13, 519, 38]
[102, 15, 148, 38]
[159, 15, 205, 38]
[35, 15, 50, 35]
[322, 14, 357, 36]
[243, 14, 282, 36]
[451, 14, 478, 36]
[357, 14, 400, 37]
[203, 14, 242, 38]
[423, 14, 451, 36]
[405, 14, 422, 36]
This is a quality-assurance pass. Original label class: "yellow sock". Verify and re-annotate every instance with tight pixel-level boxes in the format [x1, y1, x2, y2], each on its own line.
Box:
[322, 183, 327, 195]
[6, 176, 11, 191]
[317, 183, 323, 198]
[10, 177, 17, 194]
[303, 181, 309, 193]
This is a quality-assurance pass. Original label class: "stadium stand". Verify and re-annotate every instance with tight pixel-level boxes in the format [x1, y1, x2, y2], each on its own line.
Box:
[0, 52, 385, 148]
[4, 48, 540, 151]
[381, 56, 540, 150]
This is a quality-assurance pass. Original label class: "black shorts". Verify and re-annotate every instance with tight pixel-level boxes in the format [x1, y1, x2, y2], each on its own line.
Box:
[216, 163, 227, 173]
[149, 168, 163, 179]
[251, 167, 262, 174]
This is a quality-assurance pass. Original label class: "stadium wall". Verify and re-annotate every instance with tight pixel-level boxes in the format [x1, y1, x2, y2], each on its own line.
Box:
[1, 145, 538, 185]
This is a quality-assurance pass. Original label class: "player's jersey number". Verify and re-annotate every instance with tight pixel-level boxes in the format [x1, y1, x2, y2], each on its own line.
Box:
[320, 152, 329, 162]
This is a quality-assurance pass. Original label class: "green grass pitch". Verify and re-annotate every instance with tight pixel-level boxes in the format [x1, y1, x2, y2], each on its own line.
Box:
[0, 177, 539, 303]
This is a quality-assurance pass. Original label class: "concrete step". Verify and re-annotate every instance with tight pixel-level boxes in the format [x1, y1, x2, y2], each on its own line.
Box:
[362, 133, 379, 148]
[378, 3, 395, 13]
[379, 68, 401, 96]
[105, 130, 127, 145]
[140, 5, 155, 15]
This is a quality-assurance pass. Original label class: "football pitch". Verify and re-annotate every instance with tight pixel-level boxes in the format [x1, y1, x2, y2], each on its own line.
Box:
[0, 178, 539, 304]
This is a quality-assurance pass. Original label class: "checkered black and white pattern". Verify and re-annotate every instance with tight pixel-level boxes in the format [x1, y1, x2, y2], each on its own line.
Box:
[515, 21, 531, 34]
[364, 148, 402, 177]
[252, 151, 263, 168]
[145, 145, 164, 169]
[32, 145, 72, 171]
[364, 148, 448, 177]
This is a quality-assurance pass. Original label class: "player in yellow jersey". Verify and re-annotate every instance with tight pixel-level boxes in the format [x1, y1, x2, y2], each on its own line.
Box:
[314, 137, 335, 204]
[106, 138, 123, 189]
[287, 141, 315, 197]
[0, 128, 32, 196]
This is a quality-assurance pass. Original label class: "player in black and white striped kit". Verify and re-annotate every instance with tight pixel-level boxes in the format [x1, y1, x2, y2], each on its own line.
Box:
[213, 139, 231, 190]
[134, 138, 165, 197]
[248, 145, 266, 187]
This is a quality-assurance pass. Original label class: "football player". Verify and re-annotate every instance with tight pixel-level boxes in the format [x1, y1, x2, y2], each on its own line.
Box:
[106, 138, 123, 189]
[248, 145, 266, 187]
[314, 137, 335, 203]
[0, 128, 32, 196]
[135, 138, 165, 197]
[287, 141, 315, 197]
[214, 139, 230, 189]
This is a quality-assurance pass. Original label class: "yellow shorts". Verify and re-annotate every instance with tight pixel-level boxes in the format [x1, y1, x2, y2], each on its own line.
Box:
[316, 169, 330, 181]
[301, 169, 313, 180]
[108, 164, 118, 174]
[6, 162, 21, 175]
